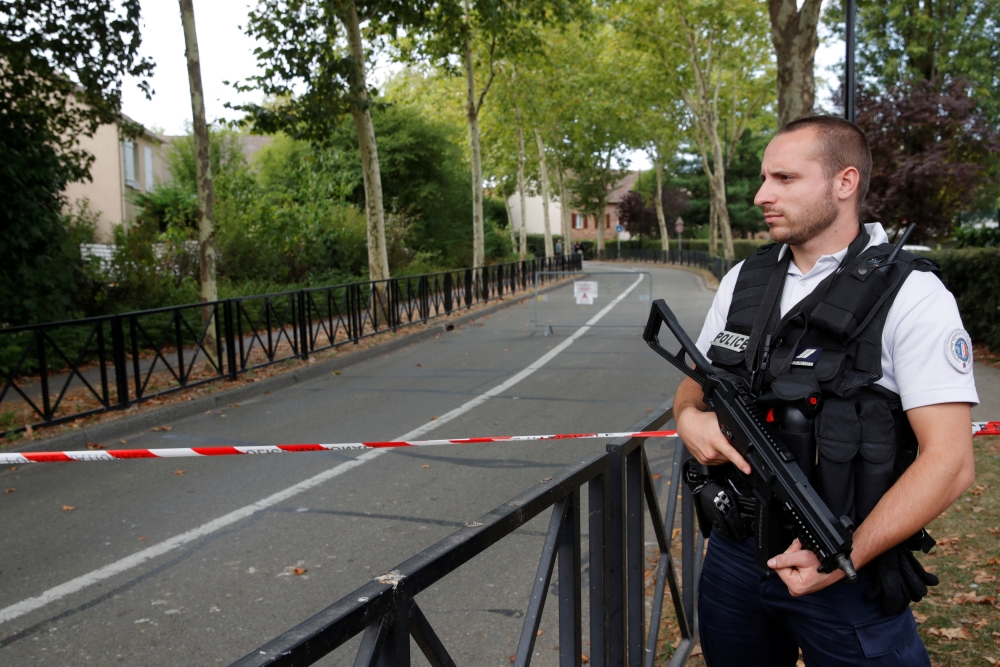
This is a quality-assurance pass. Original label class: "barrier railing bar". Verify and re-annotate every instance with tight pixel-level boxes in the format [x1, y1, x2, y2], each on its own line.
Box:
[513, 496, 568, 666]
[408, 602, 456, 667]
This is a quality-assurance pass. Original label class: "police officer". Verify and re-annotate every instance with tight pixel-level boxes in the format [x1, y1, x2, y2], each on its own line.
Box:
[673, 116, 977, 666]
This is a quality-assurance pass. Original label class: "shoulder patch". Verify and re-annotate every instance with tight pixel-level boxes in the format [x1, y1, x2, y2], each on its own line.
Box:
[945, 329, 973, 373]
[711, 330, 750, 353]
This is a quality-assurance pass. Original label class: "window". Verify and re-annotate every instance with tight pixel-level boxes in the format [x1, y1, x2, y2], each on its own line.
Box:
[574, 214, 584, 229]
[606, 213, 611, 229]
[123, 139, 137, 187]
[144, 146, 154, 191]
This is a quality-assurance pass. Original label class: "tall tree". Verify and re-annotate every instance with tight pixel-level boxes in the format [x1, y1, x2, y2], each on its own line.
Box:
[533, 128, 554, 257]
[399, 0, 584, 267]
[0, 0, 153, 325]
[768, 0, 823, 127]
[825, 0, 1000, 122]
[233, 0, 422, 283]
[178, 0, 217, 312]
[621, 0, 773, 259]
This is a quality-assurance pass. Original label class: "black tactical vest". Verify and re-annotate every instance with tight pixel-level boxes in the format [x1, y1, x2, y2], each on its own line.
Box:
[706, 229, 941, 526]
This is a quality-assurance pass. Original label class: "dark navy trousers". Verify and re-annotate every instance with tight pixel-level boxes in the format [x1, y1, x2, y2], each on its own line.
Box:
[698, 530, 930, 666]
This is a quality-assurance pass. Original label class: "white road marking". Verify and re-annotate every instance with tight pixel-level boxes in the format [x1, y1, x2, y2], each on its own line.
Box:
[0, 274, 645, 626]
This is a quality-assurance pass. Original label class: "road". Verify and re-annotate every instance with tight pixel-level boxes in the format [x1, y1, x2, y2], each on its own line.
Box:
[0, 264, 744, 665]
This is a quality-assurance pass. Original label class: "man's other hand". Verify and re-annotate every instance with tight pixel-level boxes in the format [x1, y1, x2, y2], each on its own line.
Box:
[768, 539, 845, 596]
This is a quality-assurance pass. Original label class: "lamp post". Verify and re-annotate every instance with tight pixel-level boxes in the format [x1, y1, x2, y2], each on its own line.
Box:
[845, 0, 856, 123]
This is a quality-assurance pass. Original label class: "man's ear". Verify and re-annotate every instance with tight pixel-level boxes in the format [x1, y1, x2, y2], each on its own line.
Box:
[835, 166, 860, 204]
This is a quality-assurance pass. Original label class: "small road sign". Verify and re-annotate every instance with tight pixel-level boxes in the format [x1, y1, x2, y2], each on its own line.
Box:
[574, 280, 598, 305]
[615, 224, 624, 233]
[674, 217, 685, 234]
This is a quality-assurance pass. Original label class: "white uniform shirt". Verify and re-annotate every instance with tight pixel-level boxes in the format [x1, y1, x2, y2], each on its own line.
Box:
[695, 223, 979, 411]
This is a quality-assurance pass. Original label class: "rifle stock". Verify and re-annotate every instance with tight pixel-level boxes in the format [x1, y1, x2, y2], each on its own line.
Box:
[644, 300, 857, 581]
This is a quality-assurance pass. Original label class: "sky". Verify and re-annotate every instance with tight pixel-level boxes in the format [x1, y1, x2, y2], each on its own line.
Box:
[122, 0, 848, 159]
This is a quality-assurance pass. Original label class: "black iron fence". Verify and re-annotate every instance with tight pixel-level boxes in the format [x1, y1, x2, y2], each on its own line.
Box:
[598, 248, 736, 282]
[0, 256, 581, 437]
[232, 405, 702, 667]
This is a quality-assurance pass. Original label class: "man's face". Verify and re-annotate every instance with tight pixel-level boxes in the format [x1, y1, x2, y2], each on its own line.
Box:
[754, 129, 839, 246]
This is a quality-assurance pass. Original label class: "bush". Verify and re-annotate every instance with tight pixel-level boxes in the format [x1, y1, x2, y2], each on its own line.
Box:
[525, 234, 768, 261]
[925, 248, 1000, 351]
[953, 225, 1000, 249]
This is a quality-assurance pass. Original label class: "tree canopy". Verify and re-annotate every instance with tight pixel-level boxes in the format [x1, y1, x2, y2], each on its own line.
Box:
[0, 0, 153, 325]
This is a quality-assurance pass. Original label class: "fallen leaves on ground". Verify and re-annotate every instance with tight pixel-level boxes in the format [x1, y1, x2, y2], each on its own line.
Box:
[652, 473, 662, 479]
[85, 442, 105, 450]
[973, 570, 996, 584]
[138, 537, 147, 541]
[62, 505, 75, 511]
[952, 591, 996, 605]
[926, 627, 971, 640]
[913, 611, 929, 624]
[150, 426, 173, 432]
[421, 464, 430, 469]
[174, 470, 185, 476]
[4, 488, 15, 493]
[292, 567, 307, 575]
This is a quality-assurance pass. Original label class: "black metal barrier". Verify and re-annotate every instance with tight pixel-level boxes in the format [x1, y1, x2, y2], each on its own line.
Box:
[232, 404, 703, 667]
[597, 248, 736, 282]
[0, 255, 581, 437]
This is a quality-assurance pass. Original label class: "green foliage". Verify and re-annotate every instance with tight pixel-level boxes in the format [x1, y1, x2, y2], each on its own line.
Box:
[824, 0, 1000, 122]
[526, 234, 767, 261]
[324, 104, 481, 265]
[927, 248, 1000, 351]
[953, 225, 1000, 249]
[663, 130, 770, 238]
[0, 0, 153, 326]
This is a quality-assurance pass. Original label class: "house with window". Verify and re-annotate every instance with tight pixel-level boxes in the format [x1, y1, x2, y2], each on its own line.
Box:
[63, 114, 169, 241]
[507, 171, 639, 241]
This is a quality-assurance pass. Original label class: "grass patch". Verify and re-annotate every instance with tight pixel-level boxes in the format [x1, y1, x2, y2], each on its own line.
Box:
[914, 435, 1000, 666]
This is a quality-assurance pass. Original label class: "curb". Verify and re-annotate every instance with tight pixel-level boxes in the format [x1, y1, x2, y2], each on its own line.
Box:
[10, 279, 573, 454]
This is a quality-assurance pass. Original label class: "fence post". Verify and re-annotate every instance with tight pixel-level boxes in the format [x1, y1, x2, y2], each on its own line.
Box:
[589, 471, 609, 667]
[35, 328, 52, 421]
[464, 269, 473, 307]
[559, 488, 583, 667]
[420, 276, 430, 321]
[626, 446, 645, 665]
[443, 272, 453, 315]
[224, 301, 238, 380]
[111, 316, 130, 409]
[606, 443, 627, 666]
[298, 291, 309, 360]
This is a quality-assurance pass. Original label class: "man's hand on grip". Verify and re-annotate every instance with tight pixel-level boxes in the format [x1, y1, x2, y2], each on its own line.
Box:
[675, 405, 751, 475]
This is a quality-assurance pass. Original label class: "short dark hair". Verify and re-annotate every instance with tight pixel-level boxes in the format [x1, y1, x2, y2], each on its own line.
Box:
[776, 115, 872, 211]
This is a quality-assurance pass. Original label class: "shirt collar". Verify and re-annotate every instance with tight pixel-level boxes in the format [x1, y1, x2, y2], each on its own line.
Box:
[778, 223, 888, 278]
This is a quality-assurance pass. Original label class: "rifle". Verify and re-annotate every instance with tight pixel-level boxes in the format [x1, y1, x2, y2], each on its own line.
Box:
[643, 300, 858, 581]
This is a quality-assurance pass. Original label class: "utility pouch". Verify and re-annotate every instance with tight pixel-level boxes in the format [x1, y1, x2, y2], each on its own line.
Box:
[683, 459, 751, 542]
[855, 400, 897, 522]
[815, 400, 861, 522]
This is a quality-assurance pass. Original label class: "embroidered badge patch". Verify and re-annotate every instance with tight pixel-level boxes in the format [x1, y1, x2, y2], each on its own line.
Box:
[790, 347, 824, 367]
[710, 330, 749, 353]
[946, 329, 973, 373]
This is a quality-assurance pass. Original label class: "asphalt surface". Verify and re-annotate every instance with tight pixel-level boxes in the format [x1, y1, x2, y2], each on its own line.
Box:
[3, 261, 995, 666]
[0, 263, 710, 666]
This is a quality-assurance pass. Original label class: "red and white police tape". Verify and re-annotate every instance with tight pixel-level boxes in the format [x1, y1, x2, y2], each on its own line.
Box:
[1, 422, 998, 465]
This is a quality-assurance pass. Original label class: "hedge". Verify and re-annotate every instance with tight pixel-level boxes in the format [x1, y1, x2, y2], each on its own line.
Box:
[524, 234, 768, 261]
[926, 248, 1000, 352]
